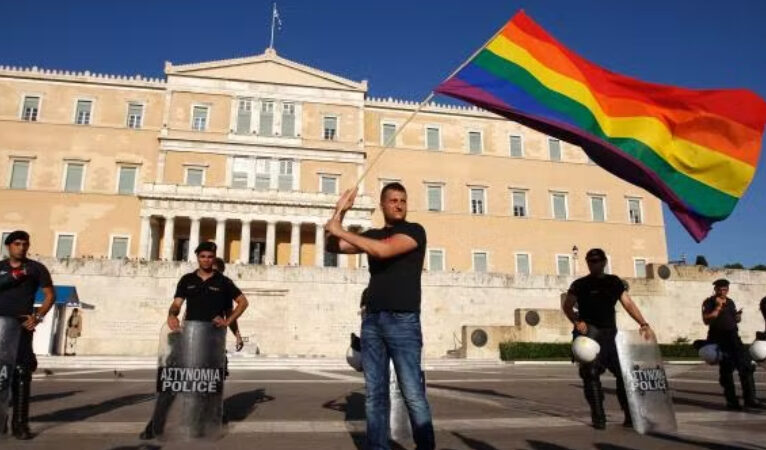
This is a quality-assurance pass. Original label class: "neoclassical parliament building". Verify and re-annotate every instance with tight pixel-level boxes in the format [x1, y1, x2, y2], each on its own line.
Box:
[0, 48, 667, 277]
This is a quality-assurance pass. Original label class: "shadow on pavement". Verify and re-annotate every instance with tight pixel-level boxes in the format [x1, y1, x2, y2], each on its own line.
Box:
[31, 392, 155, 422]
[444, 431, 501, 450]
[650, 432, 765, 450]
[223, 388, 274, 422]
[323, 390, 366, 421]
[525, 440, 576, 450]
[31, 390, 82, 403]
[594, 444, 640, 450]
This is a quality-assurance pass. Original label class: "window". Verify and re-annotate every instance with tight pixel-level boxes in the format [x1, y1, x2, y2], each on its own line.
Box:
[231, 157, 251, 188]
[557, 255, 572, 276]
[634, 258, 647, 278]
[21, 96, 39, 121]
[510, 135, 523, 157]
[512, 190, 527, 217]
[515, 253, 531, 275]
[472, 251, 488, 273]
[470, 188, 486, 215]
[236, 98, 252, 134]
[551, 192, 568, 220]
[10, 160, 30, 189]
[127, 103, 143, 129]
[0, 232, 10, 258]
[323, 116, 337, 141]
[428, 249, 445, 271]
[590, 195, 606, 222]
[185, 167, 204, 186]
[320, 174, 338, 194]
[468, 131, 482, 154]
[192, 106, 208, 131]
[324, 251, 338, 267]
[282, 102, 296, 137]
[110, 236, 129, 259]
[117, 165, 137, 194]
[64, 162, 85, 192]
[381, 123, 396, 147]
[259, 100, 274, 136]
[55, 234, 75, 259]
[255, 158, 271, 190]
[278, 159, 293, 191]
[426, 127, 440, 150]
[75, 100, 92, 125]
[548, 137, 561, 161]
[426, 184, 443, 212]
[628, 198, 643, 224]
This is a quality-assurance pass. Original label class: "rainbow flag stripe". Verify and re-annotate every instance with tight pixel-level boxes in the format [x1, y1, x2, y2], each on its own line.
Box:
[435, 11, 766, 241]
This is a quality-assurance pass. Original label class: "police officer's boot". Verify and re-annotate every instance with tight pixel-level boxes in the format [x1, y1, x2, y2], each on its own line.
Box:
[615, 378, 632, 427]
[11, 367, 33, 440]
[721, 373, 741, 410]
[741, 370, 765, 410]
[139, 421, 156, 440]
[583, 379, 606, 429]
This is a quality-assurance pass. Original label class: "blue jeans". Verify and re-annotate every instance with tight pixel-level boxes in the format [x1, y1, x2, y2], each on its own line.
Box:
[361, 311, 435, 450]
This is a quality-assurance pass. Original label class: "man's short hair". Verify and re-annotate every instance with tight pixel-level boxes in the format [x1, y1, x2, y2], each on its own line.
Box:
[713, 278, 730, 288]
[585, 248, 607, 261]
[195, 241, 217, 255]
[380, 182, 406, 202]
[4, 230, 29, 246]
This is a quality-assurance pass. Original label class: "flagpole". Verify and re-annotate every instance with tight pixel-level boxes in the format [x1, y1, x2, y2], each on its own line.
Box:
[354, 22, 508, 187]
[269, 3, 276, 49]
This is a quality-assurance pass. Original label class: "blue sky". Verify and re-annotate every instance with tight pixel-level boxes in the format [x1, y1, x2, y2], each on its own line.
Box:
[1, 0, 764, 266]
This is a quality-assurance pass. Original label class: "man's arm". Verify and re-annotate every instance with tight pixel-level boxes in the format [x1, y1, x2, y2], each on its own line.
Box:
[224, 294, 248, 326]
[23, 285, 55, 331]
[702, 300, 721, 324]
[328, 226, 417, 260]
[167, 297, 184, 331]
[619, 291, 652, 337]
[562, 292, 579, 324]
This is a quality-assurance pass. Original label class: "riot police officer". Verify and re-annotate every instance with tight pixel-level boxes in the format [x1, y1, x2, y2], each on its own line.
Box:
[702, 279, 763, 410]
[562, 248, 652, 429]
[0, 231, 55, 440]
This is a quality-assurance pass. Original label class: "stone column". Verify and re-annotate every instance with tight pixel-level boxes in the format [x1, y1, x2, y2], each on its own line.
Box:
[265, 221, 276, 265]
[290, 222, 301, 265]
[139, 215, 151, 260]
[359, 227, 369, 269]
[161, 216, 175, 260]
[240, 219, 251, 264]
[215, 218, 226, 260]
[314, 223, 325, 267]
[188, 216, 201, 262]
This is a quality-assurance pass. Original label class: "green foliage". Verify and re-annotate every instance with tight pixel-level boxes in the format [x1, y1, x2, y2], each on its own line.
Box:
[723, 263, 745, 269]
[499, 341, 698, 360]
[750, 264, 766, 271]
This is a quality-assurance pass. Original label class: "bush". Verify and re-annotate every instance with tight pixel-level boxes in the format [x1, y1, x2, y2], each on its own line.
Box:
[499, 341, 698, 361]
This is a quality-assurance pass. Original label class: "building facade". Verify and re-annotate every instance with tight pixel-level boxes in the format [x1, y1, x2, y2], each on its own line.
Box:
[0, 49, 667, 276]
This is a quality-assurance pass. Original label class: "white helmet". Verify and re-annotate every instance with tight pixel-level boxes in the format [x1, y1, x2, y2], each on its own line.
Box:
[699, 344, 721, 365]
[749, 340, 766, 363]
[346, 346, 363, 372]
[572, 336, 600, 364]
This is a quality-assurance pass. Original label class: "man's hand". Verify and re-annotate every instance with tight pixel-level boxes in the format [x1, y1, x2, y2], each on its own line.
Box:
[10, 267, 27, 281]
[20, 315, 38, 331]
[334, 188, 358, 215]
[325, 216, 343, 237]
[639, 324, 655, 341]
[575, 320, 588, 335]
[212, 316, 229, 328]
[167, 315, 181, 332]
[235, 333, 244, 352]
[716, 297, 726, 308]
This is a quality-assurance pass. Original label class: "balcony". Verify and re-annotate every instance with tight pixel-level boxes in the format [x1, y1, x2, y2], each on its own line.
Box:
[139, 183, 374, 211]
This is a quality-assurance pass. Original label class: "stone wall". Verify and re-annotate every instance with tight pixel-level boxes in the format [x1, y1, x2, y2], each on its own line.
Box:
[43, 259, 766, 358]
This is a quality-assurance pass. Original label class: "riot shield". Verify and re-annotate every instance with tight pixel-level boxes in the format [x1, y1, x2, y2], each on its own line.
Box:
[151, 321, 227, 441]
[616, 330, 677, 434]
[0, 317, 20, 437]
[389, 360, 413, 445]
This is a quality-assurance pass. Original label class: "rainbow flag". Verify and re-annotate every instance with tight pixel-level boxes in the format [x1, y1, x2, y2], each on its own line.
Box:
[435, 11, 766, 242]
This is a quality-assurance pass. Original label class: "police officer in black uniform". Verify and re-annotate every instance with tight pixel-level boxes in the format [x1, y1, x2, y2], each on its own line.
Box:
[562, 248, 652, 429]
[140, 241, 248, 439]
[702, 279, 763, 410]
[0, 230, 55, 440]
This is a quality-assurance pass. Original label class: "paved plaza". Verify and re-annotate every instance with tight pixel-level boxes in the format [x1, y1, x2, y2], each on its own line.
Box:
[8, 363, 766, 449]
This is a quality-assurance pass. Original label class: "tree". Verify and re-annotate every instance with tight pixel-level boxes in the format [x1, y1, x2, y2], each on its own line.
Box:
[751, 264, 766, 271]
[695, 255, 708, 267]
[723, 263, 745, 269]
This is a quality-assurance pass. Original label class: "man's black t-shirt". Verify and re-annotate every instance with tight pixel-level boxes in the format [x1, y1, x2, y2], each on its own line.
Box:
[702, 296, 739, 340]
[362, 221, 426, 313]
[568, 274, 625, 329]
[174, 271, 242, 321]
[0, 259, 53, 317]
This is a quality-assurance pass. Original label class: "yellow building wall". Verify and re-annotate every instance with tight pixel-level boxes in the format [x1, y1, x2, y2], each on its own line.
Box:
[163, 151, 228, 186]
